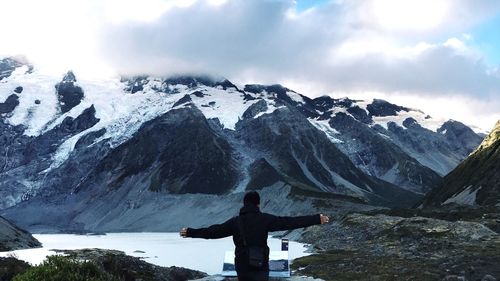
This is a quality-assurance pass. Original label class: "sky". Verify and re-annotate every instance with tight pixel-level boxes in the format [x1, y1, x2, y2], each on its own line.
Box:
[0, 0, 499, 132]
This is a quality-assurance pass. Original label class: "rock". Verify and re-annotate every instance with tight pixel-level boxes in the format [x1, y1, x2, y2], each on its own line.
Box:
[0, 257, 31, 280]
[366, 99, 409, 117]
[74, 128, 106, 149]
[62, 71, 77, 83]
[246, 158, 284, 190]
[328, 112, 442, 193]
[0, 94, 19, 114]
[242, 99, 268, 119]
[295, 212, 500, 281]
[341, 213, 496, 241]
[437, 120, 484, 156]
[443, 275, 467, 281]
[22, 105, 100, 165]
[0, 58, 25, 81]
[215, 79, 239, 90]
[191, 90, 205, 97]
[55, 71, 84, 113]
[347, 105, 372, 124]
[55, 248, 208, 281]
[403, 117, 420, 129]
[163, 75, 231, 90]
[191, 275, 324, 281]
[0, 215, 41, 251]
[89, 107, 239, 195]
[122, 76, 149, 93]
[173, 94, 193, 107]
[482, 274, 497, 281]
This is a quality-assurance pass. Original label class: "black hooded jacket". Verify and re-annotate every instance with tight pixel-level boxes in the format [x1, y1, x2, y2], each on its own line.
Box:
[186, 204, 321, 272]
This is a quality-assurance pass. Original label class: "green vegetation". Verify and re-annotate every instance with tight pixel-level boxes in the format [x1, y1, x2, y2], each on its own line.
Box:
[13, 255, 119, 281]
[291, 250, 444, 281]
[8, 249, 207, 281]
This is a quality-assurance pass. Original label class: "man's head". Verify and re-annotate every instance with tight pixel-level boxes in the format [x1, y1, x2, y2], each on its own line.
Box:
[243, 191, 260, 207]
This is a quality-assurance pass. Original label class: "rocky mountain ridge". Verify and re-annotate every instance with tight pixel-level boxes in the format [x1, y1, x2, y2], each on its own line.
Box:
[0, 57, 484, 231]
[422, 120, 500, 207]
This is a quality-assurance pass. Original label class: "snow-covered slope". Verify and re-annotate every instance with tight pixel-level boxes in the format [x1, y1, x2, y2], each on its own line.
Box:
[1, 73, 273, 164]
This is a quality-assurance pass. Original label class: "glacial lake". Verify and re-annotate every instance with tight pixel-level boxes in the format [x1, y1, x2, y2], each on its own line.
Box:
[0, 233, 311, 275]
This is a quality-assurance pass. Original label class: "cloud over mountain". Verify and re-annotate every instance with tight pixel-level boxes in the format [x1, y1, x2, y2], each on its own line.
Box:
[1, 0, 499, 130]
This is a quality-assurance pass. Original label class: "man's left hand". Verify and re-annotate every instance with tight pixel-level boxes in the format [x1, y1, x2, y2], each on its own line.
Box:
[320, 214, 330, 224]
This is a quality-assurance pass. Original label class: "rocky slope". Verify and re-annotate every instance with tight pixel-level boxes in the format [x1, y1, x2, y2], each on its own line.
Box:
[0, 257, 31, 281]
[0, 215, 40, 251]
[292, 212, 499, 281]
[4, 184, 381, 233]
[422, 120, 500, 207]
[0, 57, 483, 231]
[0, 57, 30, 81]
[1, 248, 207, 281]
[56, 249, 207, 281]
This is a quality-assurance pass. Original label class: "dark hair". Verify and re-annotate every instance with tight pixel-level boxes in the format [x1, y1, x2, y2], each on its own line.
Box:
[243, 191, 260, 206]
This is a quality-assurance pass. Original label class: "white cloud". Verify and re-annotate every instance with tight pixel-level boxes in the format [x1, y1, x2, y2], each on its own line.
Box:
[370, 0, 449, 31]
[0, 0, 499, 130]
[319, 38, 498, 95]
[95, 1, 500, 96]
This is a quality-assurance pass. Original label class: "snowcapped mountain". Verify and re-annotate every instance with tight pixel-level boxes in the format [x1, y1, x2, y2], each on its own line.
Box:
[422, 120, 500, 207]
[0, 57, 483, 231]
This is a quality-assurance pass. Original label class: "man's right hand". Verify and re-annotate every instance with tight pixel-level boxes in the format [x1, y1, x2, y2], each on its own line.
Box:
[180, 228, 188, 238]
[320, 214, 330, 224]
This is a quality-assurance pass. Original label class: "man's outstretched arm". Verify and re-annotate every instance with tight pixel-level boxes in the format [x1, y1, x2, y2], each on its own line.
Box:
[180, 217, 234, 239]
[267, 213, 329, 232]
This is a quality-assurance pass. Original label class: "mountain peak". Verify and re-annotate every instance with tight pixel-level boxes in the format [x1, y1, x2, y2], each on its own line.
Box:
[163, 75, 237, 90]
[474, 120, 500, 153]
[62, 71, 77, 83]
[0, 57, 27, 81]
[243, 84, 289, 95]
[366, 99, 410, 117]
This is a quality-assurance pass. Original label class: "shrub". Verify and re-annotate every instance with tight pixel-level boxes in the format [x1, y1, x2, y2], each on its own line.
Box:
[13, 255, 119, 281]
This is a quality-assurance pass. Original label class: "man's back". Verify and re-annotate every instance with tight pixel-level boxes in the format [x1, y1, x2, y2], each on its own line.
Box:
[186, 203, 321, 272]
[181, 191, 328, 281]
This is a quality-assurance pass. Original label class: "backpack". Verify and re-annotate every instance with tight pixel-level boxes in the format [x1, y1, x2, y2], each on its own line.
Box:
[237, 216, 266, 268]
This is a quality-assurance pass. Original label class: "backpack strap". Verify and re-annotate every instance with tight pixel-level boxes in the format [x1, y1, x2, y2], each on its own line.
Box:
[237, 216, 247, 247]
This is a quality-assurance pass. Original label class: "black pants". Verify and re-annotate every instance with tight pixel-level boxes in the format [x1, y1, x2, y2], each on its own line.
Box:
[237, 271, 269, 281]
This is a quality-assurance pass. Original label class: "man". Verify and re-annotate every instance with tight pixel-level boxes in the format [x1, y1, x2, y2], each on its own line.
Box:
[180, 191, 329, 281]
